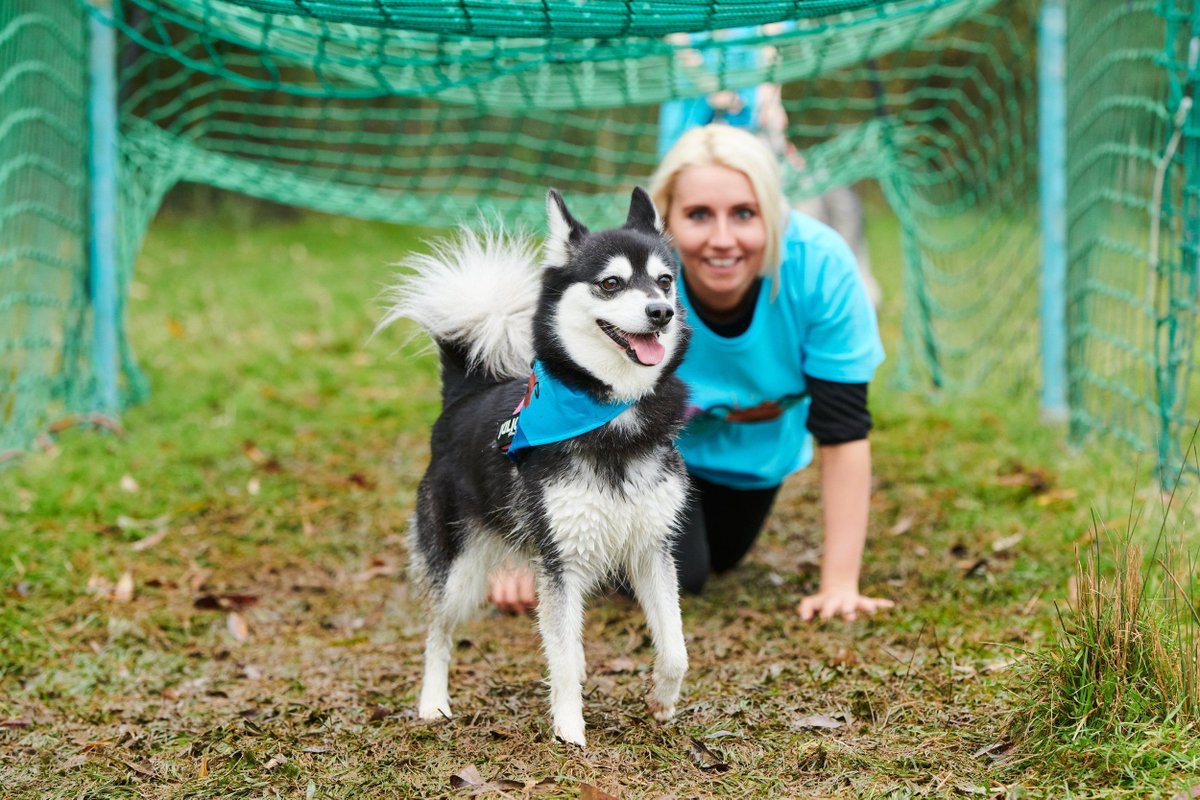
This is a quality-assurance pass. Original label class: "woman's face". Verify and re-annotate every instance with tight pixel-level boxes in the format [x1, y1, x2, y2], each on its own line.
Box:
[666, 163, 767, 314]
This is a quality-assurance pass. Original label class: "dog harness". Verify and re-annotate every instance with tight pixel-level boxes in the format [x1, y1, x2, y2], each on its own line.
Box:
[497, 360, 632, 462]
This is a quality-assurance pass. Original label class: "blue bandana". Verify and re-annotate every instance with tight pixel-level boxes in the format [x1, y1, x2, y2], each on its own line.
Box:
[498, 360, 632, 461]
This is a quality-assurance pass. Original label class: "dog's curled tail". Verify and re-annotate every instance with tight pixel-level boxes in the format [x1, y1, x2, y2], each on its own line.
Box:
[377, 227, 541, 392]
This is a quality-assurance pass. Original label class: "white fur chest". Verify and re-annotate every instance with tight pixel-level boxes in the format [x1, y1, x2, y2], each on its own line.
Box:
[539, 450, 686, 576]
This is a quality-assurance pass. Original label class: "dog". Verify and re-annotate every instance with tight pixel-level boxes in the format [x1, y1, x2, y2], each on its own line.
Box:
[378, 187, 691, 747]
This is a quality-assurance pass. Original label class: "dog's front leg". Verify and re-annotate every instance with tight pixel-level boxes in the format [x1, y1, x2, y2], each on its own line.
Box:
[418, 615, 454, 720]
[627, 546, 688, 722]
[534, 569, 587, 747]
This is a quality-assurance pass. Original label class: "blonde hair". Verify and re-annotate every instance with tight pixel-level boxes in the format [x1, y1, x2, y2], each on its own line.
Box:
[648, 124, 788, 291]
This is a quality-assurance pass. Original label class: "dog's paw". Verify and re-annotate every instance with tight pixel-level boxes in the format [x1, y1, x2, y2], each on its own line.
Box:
[417, 699, 452, 721]
[646, 696, 676, 722]
[553, 719, 587, 748]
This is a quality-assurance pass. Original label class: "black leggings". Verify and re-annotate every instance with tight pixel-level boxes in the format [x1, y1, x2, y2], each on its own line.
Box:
[674, 474, 781, 595]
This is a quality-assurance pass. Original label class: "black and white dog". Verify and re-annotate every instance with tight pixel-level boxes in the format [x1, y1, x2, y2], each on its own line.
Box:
[379, 188, 691, 747]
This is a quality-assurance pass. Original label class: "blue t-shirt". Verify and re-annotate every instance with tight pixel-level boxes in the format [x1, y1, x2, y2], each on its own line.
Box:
[675, 211, 885, 489]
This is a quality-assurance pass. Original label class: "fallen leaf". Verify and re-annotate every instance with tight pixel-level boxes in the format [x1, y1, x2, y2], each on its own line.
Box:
[130, 527, 169, 552]
[580, 785, 621, 800]
[991, 533, 1023, 553]
[604, 657, 636, 674]
[368, 704, 392, 722]
[0, 717, 32, 728]
[792, 714, 845, 730]
[450, 765, 486, 789]
[247, 478, 261, 496]
[263, 753, 287, 771]
[687, 738, 730, 772]
[889, 515, 914, 536]
[115, 757, 155, 778]
[197, 754, 209, 777]
[119, 474, 140, 493]
[113, 571, 135, 603]
[447, 764, 525, 794]
[301, 747, 329, 754]
[227, 611, 249, 642]
[1169, 785, 1200, 800]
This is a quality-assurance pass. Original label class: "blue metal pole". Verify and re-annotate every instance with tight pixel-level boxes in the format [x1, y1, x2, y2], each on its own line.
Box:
[1038, 0, 1069, 422]
[88, 2, 120, 416]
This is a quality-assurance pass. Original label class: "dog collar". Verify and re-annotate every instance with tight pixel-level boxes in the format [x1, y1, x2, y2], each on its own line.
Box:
[498, 360, 632, 461]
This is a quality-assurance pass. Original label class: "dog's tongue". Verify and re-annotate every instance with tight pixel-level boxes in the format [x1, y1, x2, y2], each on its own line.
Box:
[627, 333, 665, 366]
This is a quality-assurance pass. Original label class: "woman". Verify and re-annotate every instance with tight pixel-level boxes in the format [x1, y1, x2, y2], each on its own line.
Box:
[490, 124, 893, 621]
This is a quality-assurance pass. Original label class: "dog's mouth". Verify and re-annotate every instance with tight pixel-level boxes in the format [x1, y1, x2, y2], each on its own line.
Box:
[597, 320, 665, 366]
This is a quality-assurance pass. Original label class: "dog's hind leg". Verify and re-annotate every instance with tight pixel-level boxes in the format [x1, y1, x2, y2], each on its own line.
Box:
[626, 546, 688, 722]
[417, 534, 492, 721]
[534, 568, 588, 747]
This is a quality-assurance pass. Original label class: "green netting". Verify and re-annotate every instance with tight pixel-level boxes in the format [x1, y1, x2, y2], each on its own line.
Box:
[209, 0, 894, 38]
[9, 0, 1193, 483]
[0, 3, 91, 462]
[1067, 0, 1200, 484]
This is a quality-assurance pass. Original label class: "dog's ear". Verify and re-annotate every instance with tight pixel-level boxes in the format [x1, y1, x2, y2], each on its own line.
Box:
[624, 187, 662, 235]
[545, 189, 589, 267]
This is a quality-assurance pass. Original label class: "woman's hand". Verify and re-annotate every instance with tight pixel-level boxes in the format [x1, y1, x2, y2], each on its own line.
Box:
[487, 565, 537, 615]
[797, 588, 894, 622]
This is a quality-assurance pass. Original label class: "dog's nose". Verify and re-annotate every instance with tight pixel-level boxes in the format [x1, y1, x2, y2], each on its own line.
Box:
[645, 303, 673, 327]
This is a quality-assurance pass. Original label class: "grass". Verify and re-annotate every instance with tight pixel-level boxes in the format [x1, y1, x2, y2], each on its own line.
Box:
[1, 196, 1198, 798]
[1010, 445, 1200, 791]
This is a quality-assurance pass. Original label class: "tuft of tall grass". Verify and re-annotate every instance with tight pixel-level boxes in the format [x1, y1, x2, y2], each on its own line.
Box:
[1014, 478, 1200, 748]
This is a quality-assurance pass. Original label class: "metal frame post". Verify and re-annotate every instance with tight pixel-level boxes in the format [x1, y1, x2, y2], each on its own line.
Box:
[1038, 0, 1069, 422]
[87, 1, 120, 416]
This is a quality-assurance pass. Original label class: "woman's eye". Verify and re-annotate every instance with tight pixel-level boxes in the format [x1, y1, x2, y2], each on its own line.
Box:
[598, 277, 623, 292]
[686, 208, 709, 221]
[735, 207, 757, 220]
[656, 274, 673, 291]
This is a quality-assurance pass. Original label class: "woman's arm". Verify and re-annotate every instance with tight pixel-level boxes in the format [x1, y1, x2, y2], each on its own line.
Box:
[797, 438, 895, 621]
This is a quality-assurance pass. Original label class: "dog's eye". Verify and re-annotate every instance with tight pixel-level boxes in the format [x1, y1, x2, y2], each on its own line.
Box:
[656, 274, 673, 292]
[597, 277, 623, 292]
